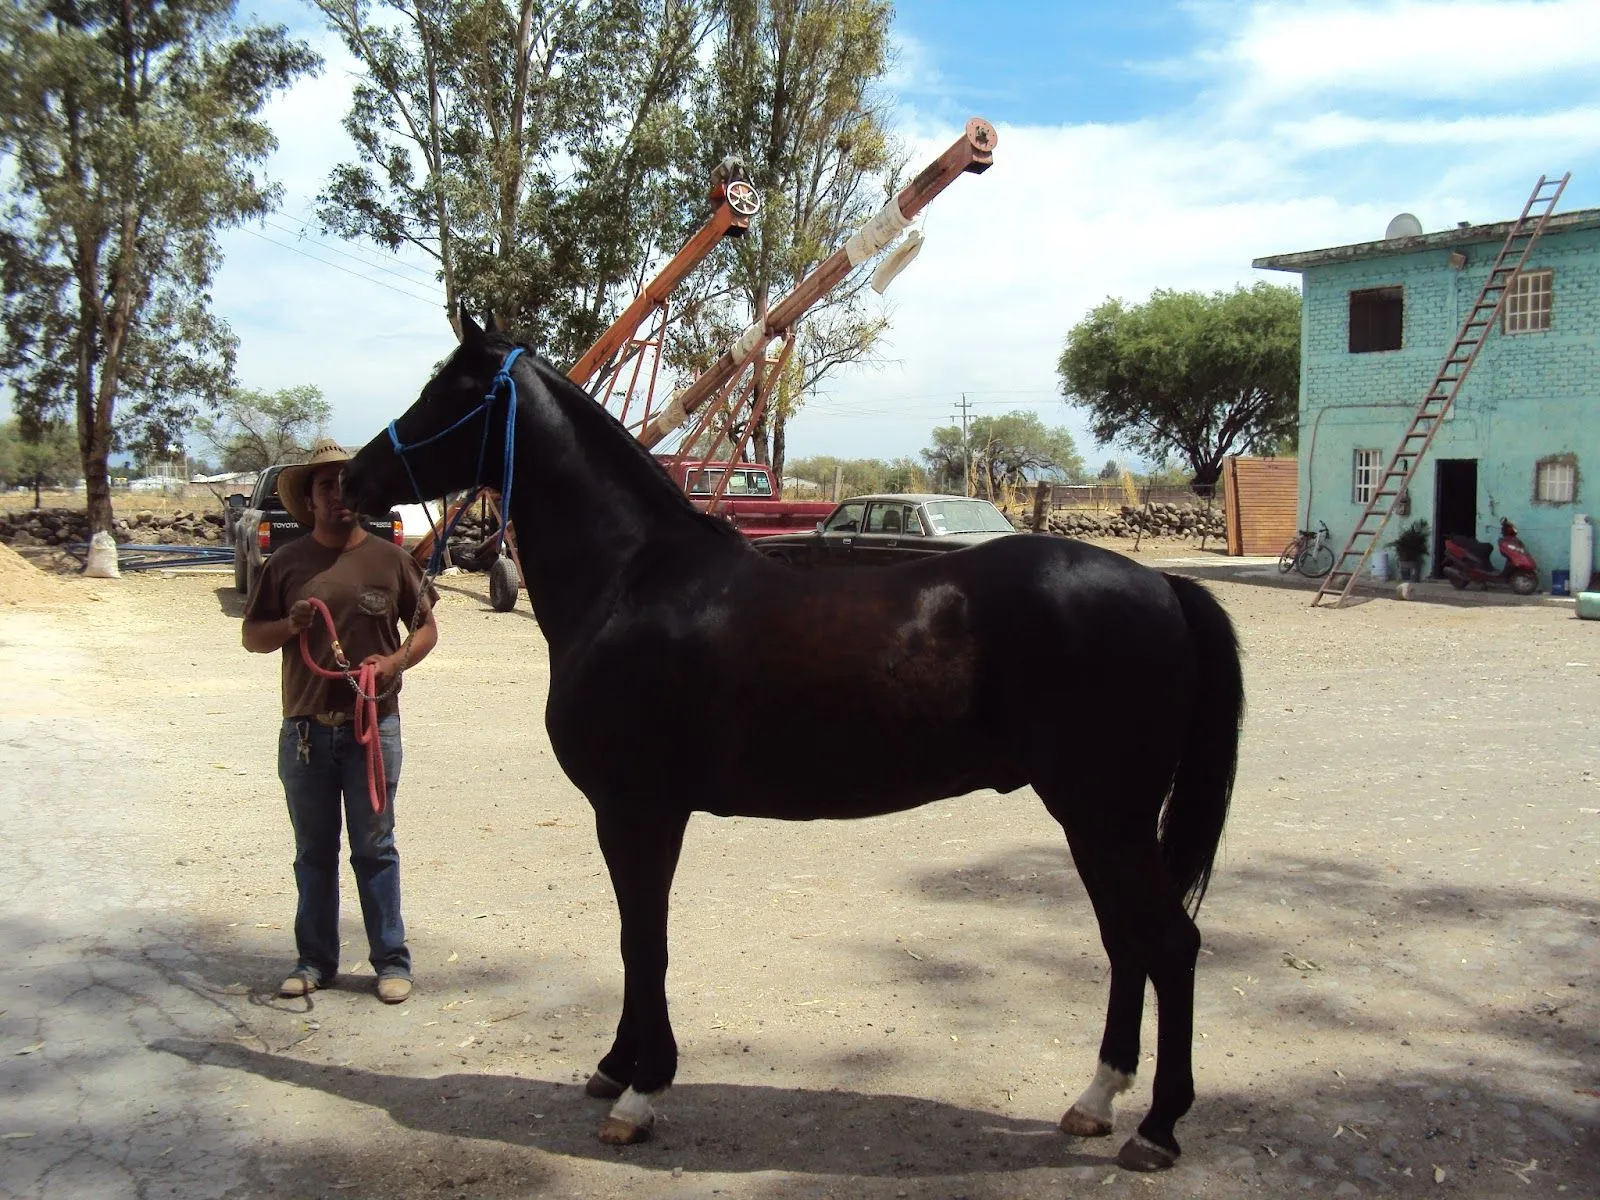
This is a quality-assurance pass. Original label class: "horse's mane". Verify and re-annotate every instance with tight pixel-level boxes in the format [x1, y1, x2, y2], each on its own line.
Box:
[498, 338, 749, 546]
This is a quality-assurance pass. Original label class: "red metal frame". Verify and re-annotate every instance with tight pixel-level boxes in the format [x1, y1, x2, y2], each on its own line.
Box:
[411, 167, 758, 572]
[639, 118, 996, 450]
[414, 119, 999, 584]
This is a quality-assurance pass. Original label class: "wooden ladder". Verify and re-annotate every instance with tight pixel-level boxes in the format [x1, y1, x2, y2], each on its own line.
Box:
[1312, 173, 1570, 608]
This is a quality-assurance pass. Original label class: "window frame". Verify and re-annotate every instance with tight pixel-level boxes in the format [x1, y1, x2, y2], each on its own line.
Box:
[1504, 269, 1553, 334]
[1534, 456, 1577, 505]
[1348, 286, 1405, 353]
[1352, 448, 1384, 504]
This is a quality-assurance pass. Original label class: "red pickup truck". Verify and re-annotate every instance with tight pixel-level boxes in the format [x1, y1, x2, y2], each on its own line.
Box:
[654, 457, 835, 540]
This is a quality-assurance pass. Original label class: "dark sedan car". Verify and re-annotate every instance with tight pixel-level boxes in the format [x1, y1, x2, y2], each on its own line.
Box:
[753, 493, 1018, 567]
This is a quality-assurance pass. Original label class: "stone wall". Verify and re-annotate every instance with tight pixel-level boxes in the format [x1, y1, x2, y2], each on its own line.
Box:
[0, 508, 227, 547]
[1018, 502, 1227, 540]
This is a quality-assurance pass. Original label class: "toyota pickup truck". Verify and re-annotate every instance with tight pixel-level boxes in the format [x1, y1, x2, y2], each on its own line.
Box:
[230, 464, 403, 594]
[654, 457, 835, 540]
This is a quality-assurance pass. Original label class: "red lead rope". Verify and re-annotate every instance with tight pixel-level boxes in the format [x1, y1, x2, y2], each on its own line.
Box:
[298, 596, 387, 813]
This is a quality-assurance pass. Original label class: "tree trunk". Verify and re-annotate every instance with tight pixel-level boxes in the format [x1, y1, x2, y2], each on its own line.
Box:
[771, 410, 786, 494]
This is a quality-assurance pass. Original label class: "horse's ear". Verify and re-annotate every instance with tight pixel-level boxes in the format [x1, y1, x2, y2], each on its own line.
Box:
[458, 302, 485, 345]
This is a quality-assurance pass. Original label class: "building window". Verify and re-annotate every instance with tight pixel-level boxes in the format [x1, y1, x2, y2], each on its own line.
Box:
[1353, 448, 1384, 504]
[1504, 269, 1553, 333]
[1349, 287, 1403, 352]
[1535, 456, 1577, 504]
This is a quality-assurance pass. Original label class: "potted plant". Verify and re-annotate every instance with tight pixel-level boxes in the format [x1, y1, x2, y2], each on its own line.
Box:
[1389, 519, 1431, 582]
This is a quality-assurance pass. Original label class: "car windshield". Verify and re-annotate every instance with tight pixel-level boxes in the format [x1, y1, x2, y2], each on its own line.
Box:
[923, 499, 1015, 535]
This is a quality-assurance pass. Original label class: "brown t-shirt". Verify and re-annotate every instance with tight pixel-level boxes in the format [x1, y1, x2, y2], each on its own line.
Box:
[245, 533, 436, 719]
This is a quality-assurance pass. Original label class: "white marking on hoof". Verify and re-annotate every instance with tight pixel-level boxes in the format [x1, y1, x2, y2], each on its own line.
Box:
[598, 1085, 659, 1145]
[1072, 1061, 1134, 1124]
[1117, 1133, 1178, 1172]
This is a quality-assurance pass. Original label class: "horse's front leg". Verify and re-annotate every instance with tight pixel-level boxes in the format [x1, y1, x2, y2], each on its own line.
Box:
[586, 804, 688, 1145]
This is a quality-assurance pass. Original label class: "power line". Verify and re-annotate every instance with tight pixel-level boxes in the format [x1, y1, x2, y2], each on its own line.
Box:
[237, 228, 443, 308]
[262, 217, 441, 286]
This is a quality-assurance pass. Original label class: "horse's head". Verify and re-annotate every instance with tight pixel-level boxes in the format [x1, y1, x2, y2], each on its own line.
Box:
[343, 308, 516, 517]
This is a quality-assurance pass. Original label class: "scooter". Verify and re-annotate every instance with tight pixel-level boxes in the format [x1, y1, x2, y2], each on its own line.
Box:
[1441, 517, 1539, 595]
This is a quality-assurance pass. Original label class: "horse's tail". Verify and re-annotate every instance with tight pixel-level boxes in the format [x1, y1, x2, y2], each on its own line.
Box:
[1159, 573, 1244, 916]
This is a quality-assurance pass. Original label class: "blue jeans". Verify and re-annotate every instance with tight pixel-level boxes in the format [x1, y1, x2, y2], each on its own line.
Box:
[277, 714, 410, 983]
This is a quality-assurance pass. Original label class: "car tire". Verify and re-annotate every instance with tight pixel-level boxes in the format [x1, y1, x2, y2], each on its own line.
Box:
[488, 555, 519, 612]
[243, 555, 259, 599]
[234, 543, 248, 593]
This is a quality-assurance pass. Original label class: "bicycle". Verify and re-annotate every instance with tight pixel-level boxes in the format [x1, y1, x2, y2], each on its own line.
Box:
[1279, 520, 1334, 578]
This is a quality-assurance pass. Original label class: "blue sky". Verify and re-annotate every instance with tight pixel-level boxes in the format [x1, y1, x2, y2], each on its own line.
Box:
[208, 0, 1600, 470]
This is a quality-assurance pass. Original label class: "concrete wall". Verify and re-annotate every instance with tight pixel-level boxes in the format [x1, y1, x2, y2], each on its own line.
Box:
[1294, 224, 1599, 583]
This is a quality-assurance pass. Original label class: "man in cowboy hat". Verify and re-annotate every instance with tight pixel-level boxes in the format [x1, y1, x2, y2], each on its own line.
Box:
[242, 438, 439, 1004]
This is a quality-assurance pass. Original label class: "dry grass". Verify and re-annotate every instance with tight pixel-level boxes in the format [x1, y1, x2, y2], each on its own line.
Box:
[1, 487, 230, 521]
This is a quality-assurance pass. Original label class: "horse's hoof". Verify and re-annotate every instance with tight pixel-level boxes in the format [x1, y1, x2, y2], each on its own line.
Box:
[585, 1070, 625, 1100]
[1059, 1106, 1114, 1137]
[598, 1115, 652, 1145]
[1117, 1134, 1178, 1172]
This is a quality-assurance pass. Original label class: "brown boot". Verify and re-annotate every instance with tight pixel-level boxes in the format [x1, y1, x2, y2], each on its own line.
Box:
[376, 975, 412, 1004]
[279, 970, 320, 998]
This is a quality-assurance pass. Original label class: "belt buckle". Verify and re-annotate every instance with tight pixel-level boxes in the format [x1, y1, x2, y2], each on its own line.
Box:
[313, 711, 348, 727]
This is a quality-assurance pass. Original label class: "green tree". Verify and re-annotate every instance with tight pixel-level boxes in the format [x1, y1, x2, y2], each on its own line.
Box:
[193, 384, 332, 471]
[922, 411, 1084, 498]
[0, 1, 318, 534]
[784, 454, 895, 500]
[313, 0, 713, 366]
[0, 417, 80, 507]
[1057, 282, 1301, 488]
[920, 425, 968, 495]
[676, 0, 898, 485]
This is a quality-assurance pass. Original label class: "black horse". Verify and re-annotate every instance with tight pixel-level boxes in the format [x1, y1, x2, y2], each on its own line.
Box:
[342, 315, 1245, 1171]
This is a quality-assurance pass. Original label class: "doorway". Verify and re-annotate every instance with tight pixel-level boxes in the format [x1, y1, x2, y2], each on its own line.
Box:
[1433, 459, 1478, 577]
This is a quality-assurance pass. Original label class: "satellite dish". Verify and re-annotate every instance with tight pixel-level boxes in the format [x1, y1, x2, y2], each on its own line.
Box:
[1385, 212, 1424, 239]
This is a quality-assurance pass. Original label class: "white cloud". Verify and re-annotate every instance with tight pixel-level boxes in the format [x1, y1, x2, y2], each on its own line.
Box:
[1277, 105, 1600, 150]
[1210, 0, 1600, 102]
[203, 6, 1600, 469]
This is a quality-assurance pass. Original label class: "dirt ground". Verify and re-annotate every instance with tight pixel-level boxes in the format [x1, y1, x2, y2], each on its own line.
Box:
[1, 546, 1596, 1200]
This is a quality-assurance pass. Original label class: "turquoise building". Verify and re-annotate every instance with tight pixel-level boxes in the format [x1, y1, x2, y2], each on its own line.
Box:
[1254, 207, 1600, 585]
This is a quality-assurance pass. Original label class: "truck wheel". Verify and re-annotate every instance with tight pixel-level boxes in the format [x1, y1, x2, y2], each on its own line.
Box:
[234, 543, 248, 593]
[488, 555, 519, 612]
[244, 556, 258, 598]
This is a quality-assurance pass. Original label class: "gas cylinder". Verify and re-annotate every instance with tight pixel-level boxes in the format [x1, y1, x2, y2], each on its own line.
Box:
[1573, 513, 1594, 594]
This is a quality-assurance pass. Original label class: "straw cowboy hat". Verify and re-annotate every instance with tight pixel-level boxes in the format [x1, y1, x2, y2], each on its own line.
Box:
[277, 438, 354, 527]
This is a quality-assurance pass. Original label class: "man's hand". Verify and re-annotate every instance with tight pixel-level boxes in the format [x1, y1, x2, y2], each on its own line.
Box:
[362, 651, 402, 688]
[287, 600, 315, 634]
[243, 599, 317, 654]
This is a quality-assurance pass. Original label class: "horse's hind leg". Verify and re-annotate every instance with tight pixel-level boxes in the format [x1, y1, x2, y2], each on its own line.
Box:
[586, 805, 688, 1145]
[1045, 796, 1201, 1170]
[1058, 899, 1144, 1138]
[1086, 842, 1202, 1171]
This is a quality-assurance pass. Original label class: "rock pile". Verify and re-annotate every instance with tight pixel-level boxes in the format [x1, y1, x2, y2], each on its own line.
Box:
[1017, 503, 1226, 540]
[0, 507, 227, 547]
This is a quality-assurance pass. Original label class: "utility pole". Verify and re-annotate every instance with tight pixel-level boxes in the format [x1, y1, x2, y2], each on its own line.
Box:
[954, 393, 974, 497]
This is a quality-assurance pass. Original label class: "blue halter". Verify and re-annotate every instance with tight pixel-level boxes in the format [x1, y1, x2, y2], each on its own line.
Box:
[386, 347, 523, 577]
